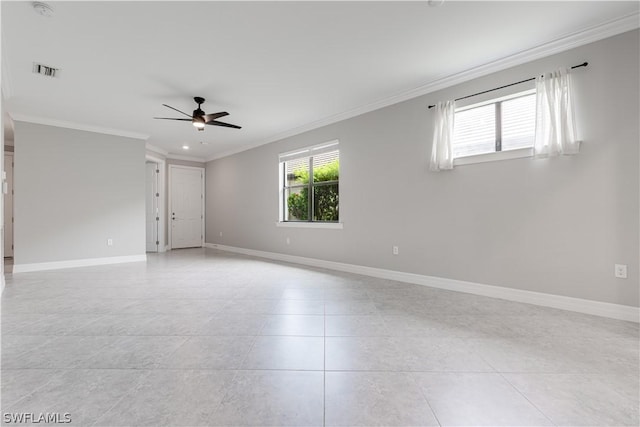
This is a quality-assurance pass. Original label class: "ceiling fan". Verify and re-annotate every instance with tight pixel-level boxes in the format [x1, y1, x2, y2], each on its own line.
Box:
[154, 97, 241, 131]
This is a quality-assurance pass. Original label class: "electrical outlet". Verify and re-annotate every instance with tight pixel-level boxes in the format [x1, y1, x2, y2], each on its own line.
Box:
[286, 237, 290, 245]
[107, 238, 113, 246]
[219, 231, 223, 237]
[615, 264, 627, 279]
[392, 246, 399, 255]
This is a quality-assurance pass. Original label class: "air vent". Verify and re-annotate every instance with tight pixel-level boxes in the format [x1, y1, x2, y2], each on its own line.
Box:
[32, 63, 59, 77]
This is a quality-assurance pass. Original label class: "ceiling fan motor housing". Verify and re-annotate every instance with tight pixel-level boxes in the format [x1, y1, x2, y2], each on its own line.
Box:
[193, 97, 206, 119]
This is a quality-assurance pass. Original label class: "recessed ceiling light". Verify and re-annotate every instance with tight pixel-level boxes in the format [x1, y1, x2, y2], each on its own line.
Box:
[182, 145, 189, 150]
[32, 2, 54, 17]
[200, 141, 210, 145]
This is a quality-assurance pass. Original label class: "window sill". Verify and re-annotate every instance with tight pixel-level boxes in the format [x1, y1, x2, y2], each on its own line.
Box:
[276, 221, 343, 229]
[454, 147, 533, 166]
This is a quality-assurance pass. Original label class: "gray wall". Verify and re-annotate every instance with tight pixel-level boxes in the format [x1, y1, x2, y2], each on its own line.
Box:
[14, 122, 146, 264]
[205, 30, 639, 307]
[1, 96, 5, 288]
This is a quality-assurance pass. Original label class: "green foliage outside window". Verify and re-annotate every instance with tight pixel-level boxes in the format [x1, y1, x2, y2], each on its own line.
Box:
[287, 160, 339, 221]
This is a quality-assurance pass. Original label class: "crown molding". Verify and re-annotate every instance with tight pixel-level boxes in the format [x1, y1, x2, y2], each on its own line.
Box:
[144, 143, 207, 163]
[206, 11, 639, 162]
[145, 143, 168, 156]
[166, 153, 206, 162]
[9, 113, 150, 140]
[205, 143, 268, 162]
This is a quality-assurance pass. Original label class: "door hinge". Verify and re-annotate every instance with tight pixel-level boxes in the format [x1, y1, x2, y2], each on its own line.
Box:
[11, 244, 13, 249]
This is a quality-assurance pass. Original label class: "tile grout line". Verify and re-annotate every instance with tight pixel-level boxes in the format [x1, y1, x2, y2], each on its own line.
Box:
[0, 368, 66, 413]
[497, 371, 558, 427]
[4, 248, 638, 426]
[205, 301, 269, 415]
[409, 372, 443, 427]
[88, 368, 155, 426]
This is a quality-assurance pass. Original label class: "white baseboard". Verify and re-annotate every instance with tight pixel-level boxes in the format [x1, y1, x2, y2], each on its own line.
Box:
[205, 243, 639, 323]
[13, 254, 147, 273]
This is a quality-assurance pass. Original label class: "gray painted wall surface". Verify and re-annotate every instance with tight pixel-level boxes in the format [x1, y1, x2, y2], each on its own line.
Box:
[206, 30, 639, 307]
[1, 97, 5, 288]
[14, 122, 146, 264]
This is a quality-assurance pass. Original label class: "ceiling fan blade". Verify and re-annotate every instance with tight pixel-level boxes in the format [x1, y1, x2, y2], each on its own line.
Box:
[162, 104, 192, 118]
[154, 117, 193, 121]
[203, 112, 229, 122]
[206, 120, 242, 129]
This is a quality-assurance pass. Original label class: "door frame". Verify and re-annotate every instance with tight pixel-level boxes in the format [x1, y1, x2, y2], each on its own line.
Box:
[145, 154, 166, 252]
[168, 164, 205, 250]
[4, 152, 13, 258]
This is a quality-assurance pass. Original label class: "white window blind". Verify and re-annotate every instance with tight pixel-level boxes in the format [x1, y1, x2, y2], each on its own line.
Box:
[502, 94, 536, 151]
[452, 91, 536, 159]
[453, 104, 495, 158]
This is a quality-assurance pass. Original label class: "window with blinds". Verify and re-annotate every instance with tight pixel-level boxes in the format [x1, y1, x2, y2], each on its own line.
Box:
[453, 90, 536, 159]
[279, 141, 339, 223]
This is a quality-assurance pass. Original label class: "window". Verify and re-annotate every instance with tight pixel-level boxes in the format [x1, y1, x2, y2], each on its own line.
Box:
[279, 141, 339, 224]
[453, 90, 536, 162]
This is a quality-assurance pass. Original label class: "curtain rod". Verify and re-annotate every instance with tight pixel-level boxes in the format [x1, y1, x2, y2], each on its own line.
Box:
[427, 62, 588, 109]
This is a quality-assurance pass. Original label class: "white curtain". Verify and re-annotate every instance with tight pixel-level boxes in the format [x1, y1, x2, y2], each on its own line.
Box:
[534, 68, 580, 157]
[429, 100, 456, 171]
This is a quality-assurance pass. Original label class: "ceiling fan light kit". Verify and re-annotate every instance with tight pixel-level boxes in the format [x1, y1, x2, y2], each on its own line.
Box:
[154, 97, 241, 131]
[192, 116, 206, 130]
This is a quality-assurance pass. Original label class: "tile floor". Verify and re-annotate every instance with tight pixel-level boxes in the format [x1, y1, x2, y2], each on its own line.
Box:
[1, 248, 638, 426]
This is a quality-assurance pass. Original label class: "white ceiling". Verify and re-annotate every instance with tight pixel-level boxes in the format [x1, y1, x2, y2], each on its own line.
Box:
[2, 1, 638, 161]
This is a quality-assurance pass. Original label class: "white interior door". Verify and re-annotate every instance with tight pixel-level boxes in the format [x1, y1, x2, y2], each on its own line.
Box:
[170, 166, 204, 249]
[145, 162, 159, 252]
[4, 153, 13, 257]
